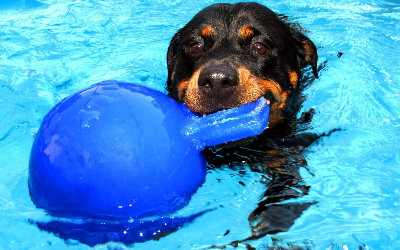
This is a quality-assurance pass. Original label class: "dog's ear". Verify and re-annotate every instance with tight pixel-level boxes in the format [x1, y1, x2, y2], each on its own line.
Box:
[291, 30, 318, 78]
[166, 30, 182, 89]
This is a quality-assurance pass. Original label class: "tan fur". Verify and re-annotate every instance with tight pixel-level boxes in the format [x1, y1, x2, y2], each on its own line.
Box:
[288, 70, 299, 88]
[238, 66, 288, 128]
[177, 66, 203, 108]
[239, 26, 254, 39]
[303, 41, 314, 63]
[200, 25, 214, 37]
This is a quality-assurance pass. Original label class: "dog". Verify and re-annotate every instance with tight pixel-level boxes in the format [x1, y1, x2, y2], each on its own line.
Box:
[166, 2, 317, 130]
[166, 2, 325, 247]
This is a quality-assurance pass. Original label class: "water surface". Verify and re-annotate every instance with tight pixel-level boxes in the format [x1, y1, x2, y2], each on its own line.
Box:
[0, 0, 399, 249]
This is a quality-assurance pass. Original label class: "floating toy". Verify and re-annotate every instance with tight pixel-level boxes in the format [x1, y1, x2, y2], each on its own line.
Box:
[29, 80, 270, 220]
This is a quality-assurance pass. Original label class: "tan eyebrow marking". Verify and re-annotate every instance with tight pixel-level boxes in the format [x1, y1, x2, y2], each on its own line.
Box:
[239, 26, 254, 39]
[200, 25, 215, 37]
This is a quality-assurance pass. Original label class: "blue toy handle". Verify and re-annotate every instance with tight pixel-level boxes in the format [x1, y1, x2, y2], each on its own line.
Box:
[183, 97, 270, 149]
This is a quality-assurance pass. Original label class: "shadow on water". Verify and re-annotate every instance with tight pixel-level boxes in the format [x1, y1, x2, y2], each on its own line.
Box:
[30, 210, 210, 247]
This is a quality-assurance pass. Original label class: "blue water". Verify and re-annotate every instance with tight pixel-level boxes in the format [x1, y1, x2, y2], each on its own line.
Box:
[1, 0, 399, 249]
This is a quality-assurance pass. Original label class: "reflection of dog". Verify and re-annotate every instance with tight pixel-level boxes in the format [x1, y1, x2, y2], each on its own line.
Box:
[166, 3, 325, 247]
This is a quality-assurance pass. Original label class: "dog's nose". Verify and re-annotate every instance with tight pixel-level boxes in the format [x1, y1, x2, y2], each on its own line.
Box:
[198, 65, 238, 95]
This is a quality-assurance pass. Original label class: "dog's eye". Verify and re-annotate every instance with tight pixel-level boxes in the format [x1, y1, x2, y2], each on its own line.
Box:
[189, 42, 203, 54]
[252, 42, 268, 55]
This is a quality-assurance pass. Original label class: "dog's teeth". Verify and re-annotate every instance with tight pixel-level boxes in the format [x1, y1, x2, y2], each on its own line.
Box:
[266, 100, 271, 105]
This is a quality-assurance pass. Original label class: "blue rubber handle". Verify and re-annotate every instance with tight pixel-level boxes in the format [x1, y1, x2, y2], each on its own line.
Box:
[182, 97, 270, 149]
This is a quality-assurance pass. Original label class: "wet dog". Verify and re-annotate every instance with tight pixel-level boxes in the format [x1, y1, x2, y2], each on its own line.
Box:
[166, 2, 318, 130]
[166, 2, 324, 247]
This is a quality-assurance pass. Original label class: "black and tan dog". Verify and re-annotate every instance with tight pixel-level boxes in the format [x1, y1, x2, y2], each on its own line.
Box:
[167, 2, 317, 128]
[166, 2, 326, 247]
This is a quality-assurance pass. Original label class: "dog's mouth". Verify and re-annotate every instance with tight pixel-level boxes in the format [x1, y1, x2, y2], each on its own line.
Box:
[197, 96, 272, 117]
[179, 65, 282, 116]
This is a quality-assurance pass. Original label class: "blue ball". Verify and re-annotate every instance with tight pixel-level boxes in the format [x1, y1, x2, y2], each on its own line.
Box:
[29, 81, 206, 219]
[29, 80, 270, 220]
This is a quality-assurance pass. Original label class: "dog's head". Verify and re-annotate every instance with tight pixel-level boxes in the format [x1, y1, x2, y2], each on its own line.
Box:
[166, 3, 317, 128]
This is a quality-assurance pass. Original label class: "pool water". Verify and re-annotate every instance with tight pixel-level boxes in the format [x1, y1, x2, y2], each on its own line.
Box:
[0, 0, 399, 249]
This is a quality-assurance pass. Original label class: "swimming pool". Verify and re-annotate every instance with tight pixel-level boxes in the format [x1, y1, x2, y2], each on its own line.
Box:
[0, 0, 399, 249]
